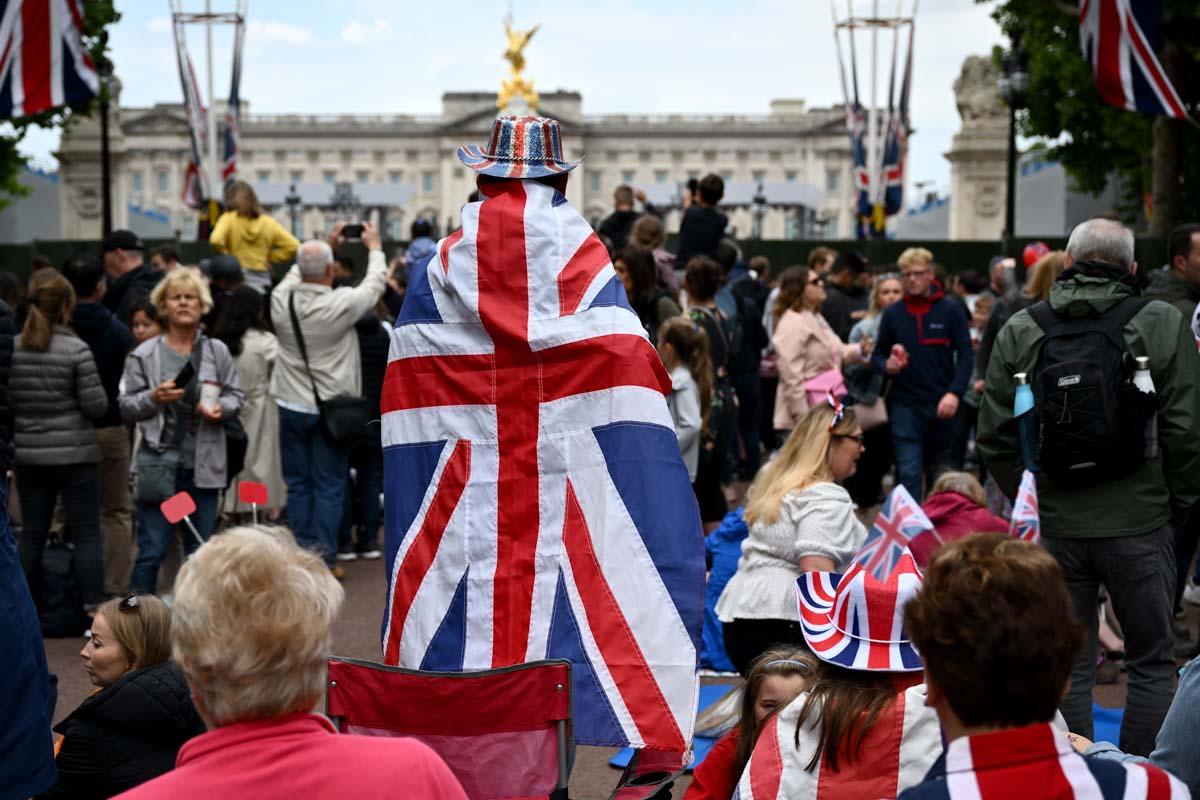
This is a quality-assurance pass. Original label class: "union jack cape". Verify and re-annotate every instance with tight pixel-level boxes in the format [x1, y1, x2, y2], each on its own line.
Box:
[1009, 469, 1040, 544]
[854, 485, 935, 581]
[734, 681, 941, 799]
[1079, 0, 1187, 119]
[380, 178, 705, 754]
[0, 0, 98, 120]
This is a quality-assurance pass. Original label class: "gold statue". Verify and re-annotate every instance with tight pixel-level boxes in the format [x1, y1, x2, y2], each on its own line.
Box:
[498, 15, 540, 112]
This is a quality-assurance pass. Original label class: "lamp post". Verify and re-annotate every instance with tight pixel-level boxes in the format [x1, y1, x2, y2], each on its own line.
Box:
[97, 32, 114, 237]
[285, 184, 301, 237]
[751, 183, 767, 240]
[997, 34, 1029, 245]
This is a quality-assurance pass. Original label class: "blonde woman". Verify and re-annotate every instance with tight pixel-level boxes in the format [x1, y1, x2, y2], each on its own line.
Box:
[119, 269, 244, 593]
[115, 526, 466, 799]
[210, 181, 300, 293]
[44, 594, 204, 799]
[772, 267, 870, 433]
[12, 271, 108, 614]
[714, 402, 867, 675]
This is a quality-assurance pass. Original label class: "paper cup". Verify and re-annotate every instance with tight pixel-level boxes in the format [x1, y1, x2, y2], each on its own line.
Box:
[200, 381, 221, 411]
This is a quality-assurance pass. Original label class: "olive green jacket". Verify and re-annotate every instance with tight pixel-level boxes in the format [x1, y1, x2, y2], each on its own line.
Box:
[977, 261, 1200, 538]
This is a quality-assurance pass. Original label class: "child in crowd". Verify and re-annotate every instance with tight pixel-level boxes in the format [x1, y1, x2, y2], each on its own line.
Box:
[658, 317, 712, 483]
[685, 648, 816, 800]
[129, 298, 163, 345]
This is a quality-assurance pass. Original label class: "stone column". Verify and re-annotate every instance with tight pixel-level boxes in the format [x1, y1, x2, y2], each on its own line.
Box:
[946, 56, 1010, 241]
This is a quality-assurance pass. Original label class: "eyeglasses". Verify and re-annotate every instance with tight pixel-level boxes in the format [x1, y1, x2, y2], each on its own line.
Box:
[833, 433, 866, 446]
[118, 593, 141, 615]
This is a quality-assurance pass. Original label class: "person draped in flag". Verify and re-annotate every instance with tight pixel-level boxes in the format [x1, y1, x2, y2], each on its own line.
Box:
[735, 553, 941, 799]
[381, 115, 704, 755]
[715, 401, 866, 676]
[900, 534, 1187, 799]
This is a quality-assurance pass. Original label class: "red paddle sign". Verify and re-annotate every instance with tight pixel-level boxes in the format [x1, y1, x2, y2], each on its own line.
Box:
[160, 491, 197, 524]
[239, 481, 268, 506]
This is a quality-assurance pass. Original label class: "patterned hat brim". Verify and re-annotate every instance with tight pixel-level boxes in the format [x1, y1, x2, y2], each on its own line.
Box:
[456, 145, 582, 179]
[796, 572, 923, 673]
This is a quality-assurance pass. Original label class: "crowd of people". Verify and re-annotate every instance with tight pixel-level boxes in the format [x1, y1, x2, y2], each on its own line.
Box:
[6, 112, 1200, 798]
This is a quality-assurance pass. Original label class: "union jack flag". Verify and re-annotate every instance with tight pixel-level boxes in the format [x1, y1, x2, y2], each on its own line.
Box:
[222, 17, 244, 189]
[846, 102, 872, 221]
[380, 178, 705, 754]
[0, 0, 98, 120]
[1009, 469, 1040, 544]
[1079, 0, 1187, 119]
[854, 485, 935, 581]
[172, 17, 208, 208]
[880, 19, 913, 218]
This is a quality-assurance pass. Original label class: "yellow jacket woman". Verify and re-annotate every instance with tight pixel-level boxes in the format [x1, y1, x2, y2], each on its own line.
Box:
[210, 181, 299, 291]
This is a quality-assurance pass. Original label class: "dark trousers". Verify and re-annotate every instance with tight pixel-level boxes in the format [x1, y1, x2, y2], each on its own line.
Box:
[721, 617, 804, 677]
[760, 375, 780, 454]
[843, 422, 894, 508]
[732, 372, 762, 479]
[1043, 524, 1177, 757]
[891, 401, 954, 501]
[1173, 504, 1200, 612]
[280, 408, 349, 567]
[16, 463, 103, 609]
[339, 442, 382, 552]
[130, 469, 218, 594]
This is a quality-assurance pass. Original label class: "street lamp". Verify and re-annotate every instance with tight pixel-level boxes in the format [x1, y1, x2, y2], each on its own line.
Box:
[97, 32, 114, 237]
[752, 183, 767, 240]
[285, 183, 301, 237]
[998, 34, 1029, 244]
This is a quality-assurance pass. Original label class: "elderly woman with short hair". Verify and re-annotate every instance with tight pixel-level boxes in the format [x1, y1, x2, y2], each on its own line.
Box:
[119, 268, 244, 594]
[115, 526, 466, 799]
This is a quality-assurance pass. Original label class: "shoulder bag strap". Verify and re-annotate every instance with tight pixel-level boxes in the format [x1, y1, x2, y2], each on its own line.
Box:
[287, 291, 324, 410]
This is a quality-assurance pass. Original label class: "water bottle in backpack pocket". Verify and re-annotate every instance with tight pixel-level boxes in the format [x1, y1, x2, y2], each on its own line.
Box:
[1027, 296, 1157, 489]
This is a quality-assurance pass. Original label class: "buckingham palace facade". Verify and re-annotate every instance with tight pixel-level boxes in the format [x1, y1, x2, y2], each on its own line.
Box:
[56, 88, 859, 243]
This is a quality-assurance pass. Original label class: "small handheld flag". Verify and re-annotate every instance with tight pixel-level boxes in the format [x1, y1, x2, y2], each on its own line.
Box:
[238, 480, 268, 525]
[161, 491, 204, 549]
[1009, 470, 1040, 543]
[854, 485, 936, 580]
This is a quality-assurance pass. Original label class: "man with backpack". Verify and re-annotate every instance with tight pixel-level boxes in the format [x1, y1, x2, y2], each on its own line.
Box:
[978, 218, 1200, 758]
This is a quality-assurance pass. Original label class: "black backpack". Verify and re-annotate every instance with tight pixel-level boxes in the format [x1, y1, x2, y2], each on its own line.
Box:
[1027, 296, 1155, 488]
[39, 537, 90, 638]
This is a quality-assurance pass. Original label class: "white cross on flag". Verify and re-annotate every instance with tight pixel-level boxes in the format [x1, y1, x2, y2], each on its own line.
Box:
[1009, 470, 1041, 544]
[854, 485, 935, 580]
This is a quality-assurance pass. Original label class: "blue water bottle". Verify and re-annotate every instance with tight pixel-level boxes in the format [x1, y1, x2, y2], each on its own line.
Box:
[1014, 372, 1040, 473]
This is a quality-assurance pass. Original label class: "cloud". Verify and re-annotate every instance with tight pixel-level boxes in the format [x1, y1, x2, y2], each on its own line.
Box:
[339, 18, 396, 45]
[146, 16, 170, 35]
[246, 20, 319, 46]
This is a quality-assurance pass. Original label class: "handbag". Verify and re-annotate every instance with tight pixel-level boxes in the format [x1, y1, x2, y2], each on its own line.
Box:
[195, 337, 249, 486]
[854, 396, 889, 432]
[288, 292, 375, 447]
[136, 446, 181, 504]
[803, 367, 848, 408]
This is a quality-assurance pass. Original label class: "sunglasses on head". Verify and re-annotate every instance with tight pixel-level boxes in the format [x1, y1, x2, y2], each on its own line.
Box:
[119, 593, 141, 615]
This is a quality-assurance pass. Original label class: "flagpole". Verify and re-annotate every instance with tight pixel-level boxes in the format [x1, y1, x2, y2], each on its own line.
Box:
[205, 0, 218, 208]
[867, 0, 879, 221]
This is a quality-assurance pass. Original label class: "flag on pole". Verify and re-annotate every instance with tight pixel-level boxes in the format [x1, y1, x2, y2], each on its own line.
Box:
[380, 178, 705, 753]
[0, 0, 99, 120]
[854, 485, 936, 581]
[222, 17, 244, 190]
[1009, 470, 1040, 544]
[881, 18, 914, 217]
[172, 18, 208, 209]
[1078, 0, 1187, 119]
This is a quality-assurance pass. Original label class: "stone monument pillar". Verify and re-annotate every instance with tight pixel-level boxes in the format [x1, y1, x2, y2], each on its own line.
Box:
[946, 55, 1009, 241]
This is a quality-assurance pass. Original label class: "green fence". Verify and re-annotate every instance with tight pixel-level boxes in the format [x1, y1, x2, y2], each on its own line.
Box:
[0, 236, 1171, 285]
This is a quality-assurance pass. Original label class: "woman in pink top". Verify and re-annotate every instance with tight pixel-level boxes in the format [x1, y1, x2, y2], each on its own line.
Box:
[113, 526, 465, 800]
[772, 266, 871, 432]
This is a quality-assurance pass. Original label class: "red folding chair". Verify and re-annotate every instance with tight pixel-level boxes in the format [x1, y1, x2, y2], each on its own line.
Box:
[326, 657, 572, 800]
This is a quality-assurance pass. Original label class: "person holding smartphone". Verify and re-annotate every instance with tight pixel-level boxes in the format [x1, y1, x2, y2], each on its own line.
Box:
[119, 269, 244, 594]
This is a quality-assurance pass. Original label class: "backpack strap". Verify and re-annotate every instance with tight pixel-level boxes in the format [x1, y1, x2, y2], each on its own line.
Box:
[1027, 295, 1147, 350]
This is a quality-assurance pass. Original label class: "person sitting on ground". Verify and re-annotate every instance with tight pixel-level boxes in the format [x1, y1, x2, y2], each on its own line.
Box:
[615, 244, 681, 341]
[899, 534, 1187, 799]
[209, 181, 299, 294]
[113, 525, 466, 799]
[714, 402, 867, 675]
[909, 471, 1010, 567]
[42, 594, 205, 799]
[737, 553, 941, 797]
[684, 647, 816, 800]
[675, 173, 728, 269]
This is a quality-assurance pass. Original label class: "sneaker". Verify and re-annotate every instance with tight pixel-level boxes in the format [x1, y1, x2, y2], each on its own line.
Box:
[357, 548, 383, 560]
[336, 547, 358, 562]
[330, 564, 346, 580]
[1184, 580, 1200, 606]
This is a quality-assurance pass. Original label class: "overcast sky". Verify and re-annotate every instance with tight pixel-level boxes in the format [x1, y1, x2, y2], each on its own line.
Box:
[15, 0, 1005, 202]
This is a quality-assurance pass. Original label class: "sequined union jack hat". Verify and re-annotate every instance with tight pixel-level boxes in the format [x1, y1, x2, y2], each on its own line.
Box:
[796, 552, 924, 672]
[457, 115, 582, 179]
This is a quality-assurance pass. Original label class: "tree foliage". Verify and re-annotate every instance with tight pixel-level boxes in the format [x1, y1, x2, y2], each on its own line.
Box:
[979, 0, 1200, 230]
[0, 1, 120, 210]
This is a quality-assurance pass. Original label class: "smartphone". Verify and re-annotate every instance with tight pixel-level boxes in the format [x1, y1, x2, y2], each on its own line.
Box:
[173, 360, 196, 389]
[342, 223, 364, 240]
